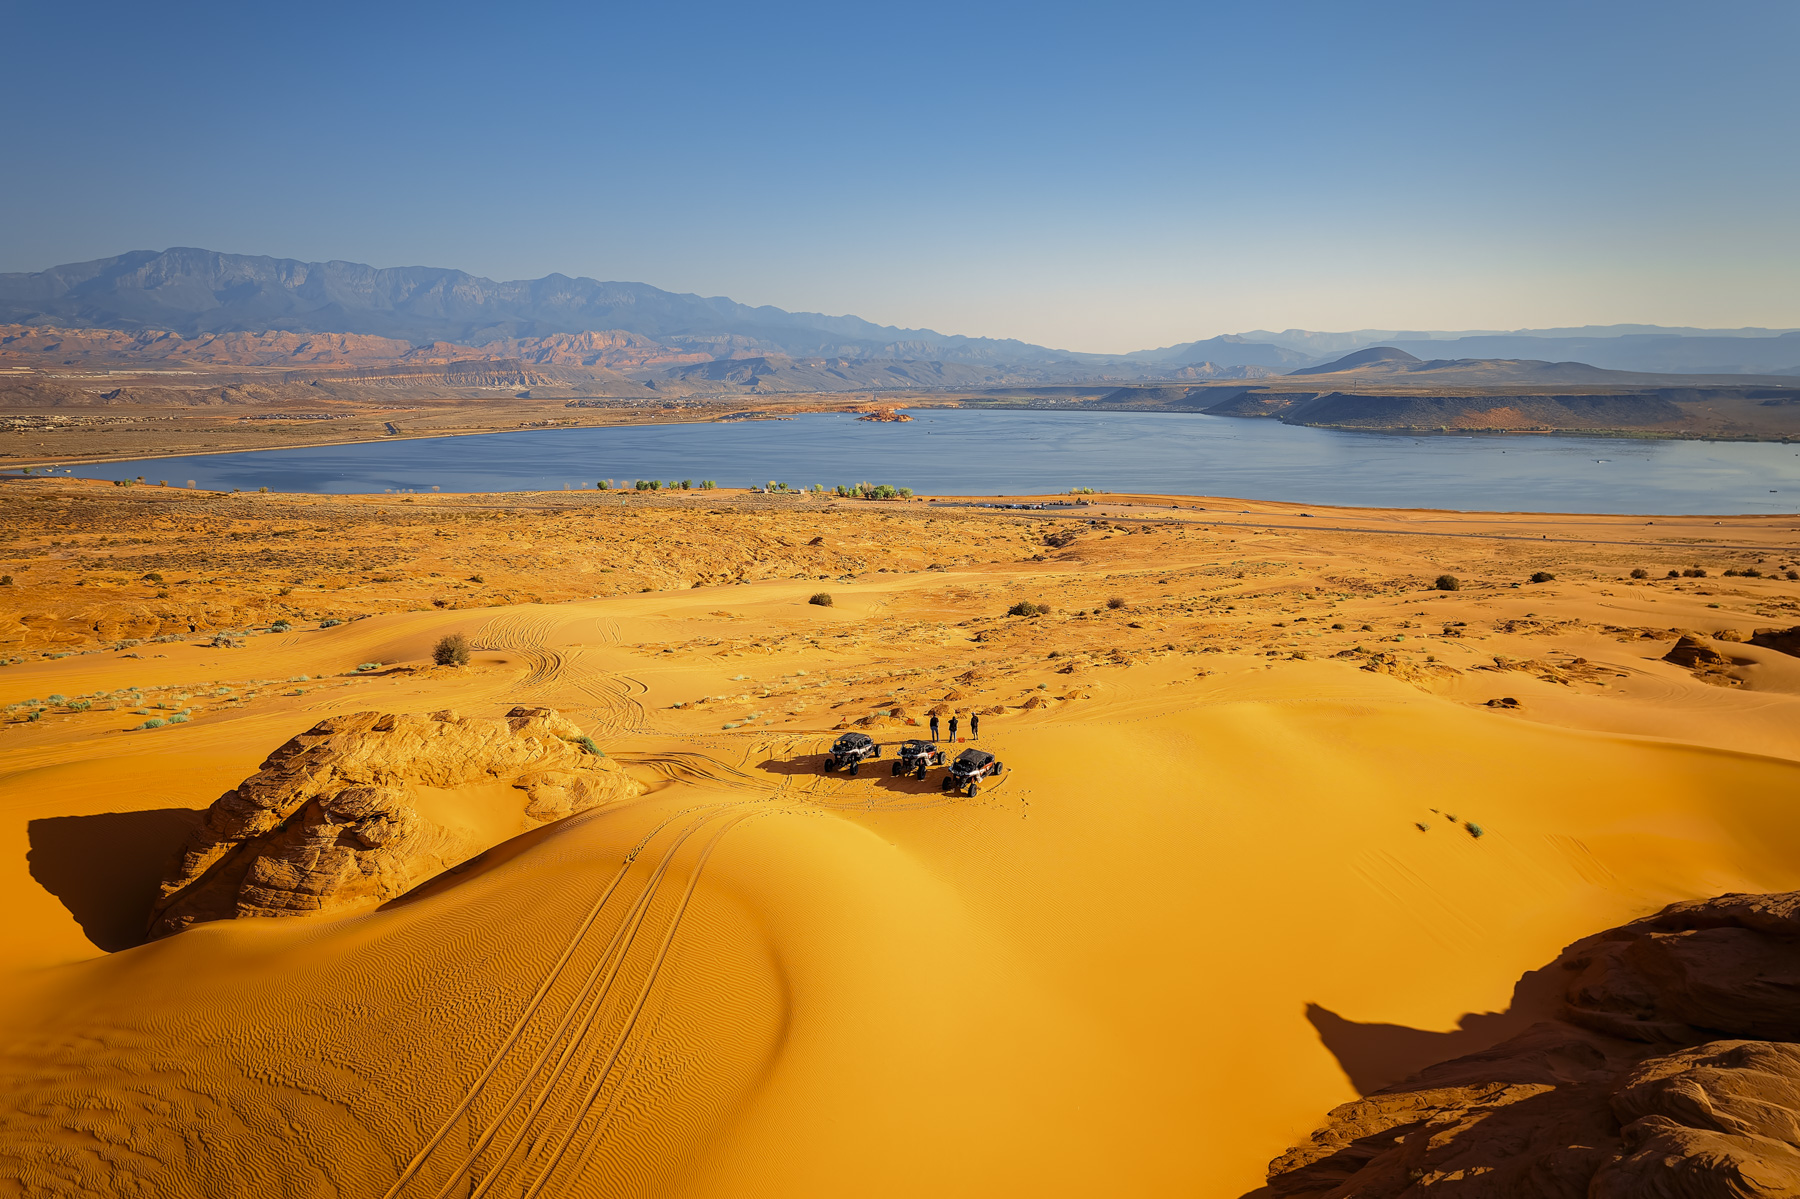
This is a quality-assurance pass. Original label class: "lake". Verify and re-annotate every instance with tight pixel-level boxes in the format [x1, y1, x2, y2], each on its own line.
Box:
[46, 410, 1800, 515]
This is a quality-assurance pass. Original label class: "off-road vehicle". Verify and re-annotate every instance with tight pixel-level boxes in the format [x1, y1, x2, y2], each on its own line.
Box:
[823, 732, 880, 775]
[941, 747, 1004, 796]
[891, 738, 945, 779]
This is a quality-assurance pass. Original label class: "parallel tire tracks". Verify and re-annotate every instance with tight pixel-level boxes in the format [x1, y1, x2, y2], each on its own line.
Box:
[383, 802, 767, 1199]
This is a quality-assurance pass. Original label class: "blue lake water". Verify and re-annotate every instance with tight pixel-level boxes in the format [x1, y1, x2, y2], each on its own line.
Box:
[45, 410, 1800, 515]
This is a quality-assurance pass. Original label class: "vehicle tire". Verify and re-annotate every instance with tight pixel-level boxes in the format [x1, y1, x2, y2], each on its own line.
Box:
[967, 782, 979, 798]
[892, 762, 902, 776]
[995, 762, 1005, 774]
[916, 766, 927, 781]
[940, 777, 952, 790]
[849, 762, 859, 776]
[822, 761, 832, 773]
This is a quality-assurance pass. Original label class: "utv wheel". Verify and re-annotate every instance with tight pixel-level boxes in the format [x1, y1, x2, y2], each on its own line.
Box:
[940, 777, 952, 791]
[916, 766, 927, 781]
[995, 762, 1005, 774]
[849, 762, 859, 776]
[891, 762, 902, 776]
[967, 782, 979, 798]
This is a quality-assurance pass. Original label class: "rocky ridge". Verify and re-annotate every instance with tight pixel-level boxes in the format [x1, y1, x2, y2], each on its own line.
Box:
[1260, 890, 1800, 1197]
[147, 707, 641, 939]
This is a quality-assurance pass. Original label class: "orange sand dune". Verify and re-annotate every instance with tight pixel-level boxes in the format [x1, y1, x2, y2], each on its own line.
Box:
[4, 487, 1800, 1195]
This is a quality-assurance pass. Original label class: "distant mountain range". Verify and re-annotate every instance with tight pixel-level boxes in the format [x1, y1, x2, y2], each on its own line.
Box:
[3, 248, 1798, 379]
[0, 248, 1078, 367]
[1284, 345, 1792, 387]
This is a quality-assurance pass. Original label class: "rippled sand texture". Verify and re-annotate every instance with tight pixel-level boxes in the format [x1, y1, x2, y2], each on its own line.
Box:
[4, 484, 1800, 1196]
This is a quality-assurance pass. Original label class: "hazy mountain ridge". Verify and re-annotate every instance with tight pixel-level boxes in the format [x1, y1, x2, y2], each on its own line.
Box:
[5, 248, 1800, 379]
[1281, 345, 1793, 388]
[0, 248, 1091, 367]
[1245, 324, 1800, 356]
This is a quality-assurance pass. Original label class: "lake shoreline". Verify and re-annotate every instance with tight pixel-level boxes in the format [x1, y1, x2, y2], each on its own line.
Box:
[10, 400, 1799, 477]
[19, 408, 1800, 516]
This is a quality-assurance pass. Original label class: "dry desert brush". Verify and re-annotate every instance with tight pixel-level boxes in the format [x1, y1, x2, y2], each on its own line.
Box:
[432, 632, 471, 666]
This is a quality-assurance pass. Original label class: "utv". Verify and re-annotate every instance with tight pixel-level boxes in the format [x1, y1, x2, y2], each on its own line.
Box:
[941, 748, 1004, 797]
[892, 738, 945, 779]
[823, 732, 880, 775]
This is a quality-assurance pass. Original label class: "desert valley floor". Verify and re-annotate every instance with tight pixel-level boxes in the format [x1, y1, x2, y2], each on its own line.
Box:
[3, 481, 1800, 1197]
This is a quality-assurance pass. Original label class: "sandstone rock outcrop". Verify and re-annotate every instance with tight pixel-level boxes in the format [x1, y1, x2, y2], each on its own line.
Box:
[1750, 624, 1800, 658]
[1262, 890, 1800, 1198]
[147, 707, 640, 939]
[1663, 634, 1731, 668]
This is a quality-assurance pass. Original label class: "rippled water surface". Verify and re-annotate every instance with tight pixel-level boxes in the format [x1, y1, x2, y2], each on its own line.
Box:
[56, 410, 1800, 514]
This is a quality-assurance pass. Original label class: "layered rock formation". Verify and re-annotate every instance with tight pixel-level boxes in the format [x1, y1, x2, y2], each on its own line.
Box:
[1751, 625, 1800, 657]
[147, 707, 640, 939]
[1261, 891, 1800, 1197]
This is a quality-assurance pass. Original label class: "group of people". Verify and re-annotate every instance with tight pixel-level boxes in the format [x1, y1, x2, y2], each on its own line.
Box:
[928, 711, 978, 743]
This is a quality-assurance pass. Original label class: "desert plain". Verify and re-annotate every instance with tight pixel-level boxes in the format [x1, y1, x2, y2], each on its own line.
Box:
[3, 479, 1800, 1196]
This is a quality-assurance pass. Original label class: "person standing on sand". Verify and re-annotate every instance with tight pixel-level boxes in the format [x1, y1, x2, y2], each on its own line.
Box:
[948, 714, 959, 743]
[971, 712, 980, 741]
[930, 713, 940, 742]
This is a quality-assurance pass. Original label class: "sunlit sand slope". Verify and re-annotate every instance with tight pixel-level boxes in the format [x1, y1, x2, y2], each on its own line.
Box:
[4, 488, 1800, 1195]
[6, 687, 1800, 1196]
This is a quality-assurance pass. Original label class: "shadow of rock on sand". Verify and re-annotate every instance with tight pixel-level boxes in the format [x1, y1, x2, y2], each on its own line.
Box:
[27, 808, 204, 952]
[1306, 962, 1566, 1095]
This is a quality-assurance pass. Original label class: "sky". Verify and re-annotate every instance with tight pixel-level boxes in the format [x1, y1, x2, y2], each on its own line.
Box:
[4, 0, 1797, 353]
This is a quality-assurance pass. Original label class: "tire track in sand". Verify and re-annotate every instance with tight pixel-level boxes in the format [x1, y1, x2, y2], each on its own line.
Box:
[473, 611, 651, 737]
[383, 801, 767, 1199]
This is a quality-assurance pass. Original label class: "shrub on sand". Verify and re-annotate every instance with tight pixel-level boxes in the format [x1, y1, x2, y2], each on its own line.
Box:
[433, 633, 471, 666]
[1529, 571, 1555, 584]
[1433, 574, 1460, 591]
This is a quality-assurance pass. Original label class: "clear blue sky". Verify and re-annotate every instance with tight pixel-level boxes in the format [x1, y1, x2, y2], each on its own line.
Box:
[5, 0, 1796, 351]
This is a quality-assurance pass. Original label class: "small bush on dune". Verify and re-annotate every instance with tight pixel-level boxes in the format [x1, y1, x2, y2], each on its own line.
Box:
[433, 633, 471, 666]
[1434, 574, 1460, 591]
[1529, 571, 1555, 583]
[1007, 601, 1045, 617]
[808, 592, 834, 607]
[1682, 568, 1707, 578]
[1106, 596, 1126, 610]
[577, 735, 604, 756]
[1629, 568, 1649, 579]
